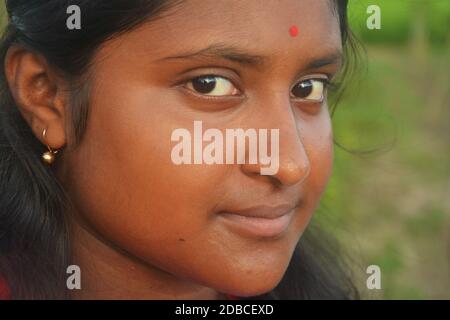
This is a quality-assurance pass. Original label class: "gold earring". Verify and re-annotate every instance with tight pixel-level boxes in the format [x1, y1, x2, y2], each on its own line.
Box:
[41, 128, 59, 165]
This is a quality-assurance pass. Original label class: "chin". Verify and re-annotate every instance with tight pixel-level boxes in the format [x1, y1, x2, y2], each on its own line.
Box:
[214, 267, 286, 298]
[225, 281, 280, 298]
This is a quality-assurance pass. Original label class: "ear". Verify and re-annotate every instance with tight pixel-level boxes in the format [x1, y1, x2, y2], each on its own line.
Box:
[4, 44, 68, 150]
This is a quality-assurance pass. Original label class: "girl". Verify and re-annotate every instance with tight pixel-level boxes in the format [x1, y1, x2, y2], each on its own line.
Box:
[0, 0, 359, 299]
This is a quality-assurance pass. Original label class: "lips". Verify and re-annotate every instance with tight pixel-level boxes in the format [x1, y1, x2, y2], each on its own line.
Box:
[218, 204, 297, 239]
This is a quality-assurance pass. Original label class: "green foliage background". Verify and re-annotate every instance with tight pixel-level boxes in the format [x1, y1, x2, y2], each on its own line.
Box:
[320, 0, 450, 299]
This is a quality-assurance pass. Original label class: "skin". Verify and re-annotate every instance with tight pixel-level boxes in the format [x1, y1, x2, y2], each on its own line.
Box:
[5, 0, 342, 299]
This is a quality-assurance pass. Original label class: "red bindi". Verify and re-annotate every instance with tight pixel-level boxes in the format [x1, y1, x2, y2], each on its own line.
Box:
[289, 25, 299, 37]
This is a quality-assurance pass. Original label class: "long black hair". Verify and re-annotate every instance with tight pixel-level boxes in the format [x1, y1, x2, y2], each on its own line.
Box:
[0, 0, 359, 299]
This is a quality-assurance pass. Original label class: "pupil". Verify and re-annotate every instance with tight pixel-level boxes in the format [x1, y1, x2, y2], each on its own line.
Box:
[292, 80, 313, 98]
[192, 76, 216, 93]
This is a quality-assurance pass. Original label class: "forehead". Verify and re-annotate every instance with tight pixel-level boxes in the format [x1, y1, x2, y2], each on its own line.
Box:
[120, 0, 342, 60]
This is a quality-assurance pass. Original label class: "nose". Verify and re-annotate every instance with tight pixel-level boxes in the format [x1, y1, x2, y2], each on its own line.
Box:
[274, 124, 311, 186]
[240, 102, 311, 187]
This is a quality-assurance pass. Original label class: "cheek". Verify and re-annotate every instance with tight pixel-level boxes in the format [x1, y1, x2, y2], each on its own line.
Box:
[298, 106, 334, 215]
[302, 109, 334, 203]
[284, 109, 333, 246]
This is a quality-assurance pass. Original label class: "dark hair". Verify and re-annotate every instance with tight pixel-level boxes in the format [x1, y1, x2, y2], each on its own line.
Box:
[0, 0, 359, 299]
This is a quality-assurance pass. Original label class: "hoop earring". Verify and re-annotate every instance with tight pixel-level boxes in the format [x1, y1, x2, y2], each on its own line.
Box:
[41, 128, 59, 165]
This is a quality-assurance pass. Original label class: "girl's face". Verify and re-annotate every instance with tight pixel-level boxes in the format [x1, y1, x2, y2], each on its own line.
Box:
[59, 0, 342, 297]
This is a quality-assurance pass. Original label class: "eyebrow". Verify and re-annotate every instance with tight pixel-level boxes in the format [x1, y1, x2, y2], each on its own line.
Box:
[158, 43, 343, 71]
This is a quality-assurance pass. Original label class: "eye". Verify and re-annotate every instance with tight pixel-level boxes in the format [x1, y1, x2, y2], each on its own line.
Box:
[185, 75, 240, 97]
[291, 79, 328, 102]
